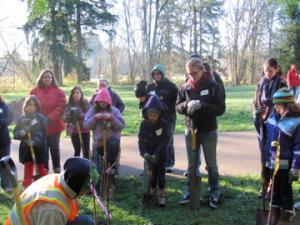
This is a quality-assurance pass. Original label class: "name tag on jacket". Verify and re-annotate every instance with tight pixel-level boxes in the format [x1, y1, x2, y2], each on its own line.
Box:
[156, 128, 163, 136]
[200, 89, 209, 96]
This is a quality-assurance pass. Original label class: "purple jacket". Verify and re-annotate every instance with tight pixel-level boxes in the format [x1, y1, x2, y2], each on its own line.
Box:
[266, 112, 300, 170]
[83, 106, 125, 148]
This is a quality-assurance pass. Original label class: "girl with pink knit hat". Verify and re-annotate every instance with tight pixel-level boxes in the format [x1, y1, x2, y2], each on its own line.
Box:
[83, 88, 125, 188]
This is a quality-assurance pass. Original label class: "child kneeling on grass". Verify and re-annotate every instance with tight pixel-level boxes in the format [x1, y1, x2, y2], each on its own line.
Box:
[13, 95, 48, 188]
[138, 95, 171, 207]
[266, 88, 300, 225]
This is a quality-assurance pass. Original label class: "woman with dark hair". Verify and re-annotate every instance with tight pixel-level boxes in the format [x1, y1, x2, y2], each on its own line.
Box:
[253, 57, 287, 198]
[30, 69, 66, 173]
[63, 86, 91, 158]
[0, 95, 13, 190]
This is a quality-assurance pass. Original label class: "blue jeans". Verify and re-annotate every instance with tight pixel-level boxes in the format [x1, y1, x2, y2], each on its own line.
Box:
[67, 215, 94, 225]
[166, 113, 176, 167]
[184, 129, 220, 199]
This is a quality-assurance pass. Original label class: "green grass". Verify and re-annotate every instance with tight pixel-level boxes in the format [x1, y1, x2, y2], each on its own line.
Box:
[1, 83, 255, 135]
[1, 175, 299, 225]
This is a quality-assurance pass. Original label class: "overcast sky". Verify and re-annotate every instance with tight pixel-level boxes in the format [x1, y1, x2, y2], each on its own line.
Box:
[0, 0, 28, 58]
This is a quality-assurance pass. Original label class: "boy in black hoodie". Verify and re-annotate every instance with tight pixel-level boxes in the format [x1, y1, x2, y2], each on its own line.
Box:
[138, 95, 171, 206]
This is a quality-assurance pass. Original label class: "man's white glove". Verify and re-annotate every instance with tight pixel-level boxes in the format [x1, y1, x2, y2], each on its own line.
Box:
[187, 100, 202, 115]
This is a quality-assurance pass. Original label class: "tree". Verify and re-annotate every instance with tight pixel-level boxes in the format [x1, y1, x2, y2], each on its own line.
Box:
[24, 0, 75, 84]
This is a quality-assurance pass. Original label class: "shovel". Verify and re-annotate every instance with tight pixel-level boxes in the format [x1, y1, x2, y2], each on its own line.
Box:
[0, 156, 28, 225]
[189, 126, 201, 210]
[255, 179, 268, 225]
[142, 160, 156, 208]
[27, 132, 41, 181]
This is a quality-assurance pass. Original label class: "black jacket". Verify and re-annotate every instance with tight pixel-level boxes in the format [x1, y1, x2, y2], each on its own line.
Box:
[176, 78, 225, 131]
[148, 78, 178, 115]
[138, 95, 171, 162]
[13, 113, 48, 164]
[0, 102, 13, 147]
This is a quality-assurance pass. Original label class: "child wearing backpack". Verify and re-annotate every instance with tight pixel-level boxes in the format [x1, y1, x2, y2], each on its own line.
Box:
[63, 86, 91, 159]
[265, 88, 300, 225]
[13, 95, 48, 188]
[138, 95, 171, 206]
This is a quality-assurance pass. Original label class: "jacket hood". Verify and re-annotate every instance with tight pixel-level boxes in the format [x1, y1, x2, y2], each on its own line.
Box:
[151, 64, 166, 78]
[94, 88, 112, 106]
[142, 95, 166, 117]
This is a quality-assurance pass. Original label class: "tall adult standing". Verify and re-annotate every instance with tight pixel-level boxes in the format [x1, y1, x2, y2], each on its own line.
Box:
[0, 95, 13, 190]
[148, 64, 178, 173]
[252, 58, 286, 197]
[90, 78, 125, 113]
[30, 69, 66, 173]
[176, 57, 225, 208]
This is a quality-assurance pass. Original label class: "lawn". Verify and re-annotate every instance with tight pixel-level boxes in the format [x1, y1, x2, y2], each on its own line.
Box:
[0, 175, 299, 225]
[1, 83, 256, 135]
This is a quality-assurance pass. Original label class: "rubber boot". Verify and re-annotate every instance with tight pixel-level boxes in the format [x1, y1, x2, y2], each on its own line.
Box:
[276, 211, 293, 225]
[23, 162, 33, 188]
[158, 189, 165, 207]
[269, 207, 280, 225]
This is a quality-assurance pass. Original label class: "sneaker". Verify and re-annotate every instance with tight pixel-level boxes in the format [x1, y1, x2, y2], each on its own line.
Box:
[295, 201, 300, 211]
[183, 171, 189, 177]
[209, 196, 219, 209]
[166, 167, 174, 173]
[179, 194, 189, 205]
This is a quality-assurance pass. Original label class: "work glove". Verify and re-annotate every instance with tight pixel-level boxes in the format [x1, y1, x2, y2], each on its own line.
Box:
[19, 129, 27, 138]
[144, 153, 158, 164]
[143, 153, 152, 164]
[25, 139, 35, 147]
[187, 100, 202, 115]
[70, 107, 82, 122]
[94, 113, 104, 121]
[289, 169, 300, 183]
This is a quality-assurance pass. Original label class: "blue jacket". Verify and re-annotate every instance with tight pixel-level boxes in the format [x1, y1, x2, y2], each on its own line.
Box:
[0, 102, 13, 147]
[265, 112, 300, 170]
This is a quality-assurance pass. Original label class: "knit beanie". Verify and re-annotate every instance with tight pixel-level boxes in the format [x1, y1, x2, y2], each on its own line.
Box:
[272, 88, 295, 104]
[134, 80, 148, 97]
[63, 157, 91, 195]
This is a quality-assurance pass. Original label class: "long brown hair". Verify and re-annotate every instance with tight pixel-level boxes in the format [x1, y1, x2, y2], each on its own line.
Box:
[35, 69, 59, 88]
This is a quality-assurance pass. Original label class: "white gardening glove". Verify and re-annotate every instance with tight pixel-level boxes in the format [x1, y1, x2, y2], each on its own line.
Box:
[187, 100, 202, 115]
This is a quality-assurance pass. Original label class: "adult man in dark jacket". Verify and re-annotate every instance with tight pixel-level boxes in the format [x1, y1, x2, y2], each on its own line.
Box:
[148, 64, 178, 173]
[176, 57, 225, 208]
[90, 78, 125, 114]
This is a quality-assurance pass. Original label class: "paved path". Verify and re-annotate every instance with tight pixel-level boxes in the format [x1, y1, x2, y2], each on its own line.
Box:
[9, 131, 260, 180]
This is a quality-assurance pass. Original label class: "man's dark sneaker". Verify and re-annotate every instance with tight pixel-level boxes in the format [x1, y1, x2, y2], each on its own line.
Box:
[166, 167, 174, 173]
[179, 194, 189, 205]
[183, 171, 188, 177]
[209, 196, 219, 209]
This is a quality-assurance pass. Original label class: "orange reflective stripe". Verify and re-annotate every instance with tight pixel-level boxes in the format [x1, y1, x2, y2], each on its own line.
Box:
[7, 174, 79, 225]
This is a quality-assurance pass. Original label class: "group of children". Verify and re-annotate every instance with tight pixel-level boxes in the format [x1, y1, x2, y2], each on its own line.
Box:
[0, 85, 125, 192]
